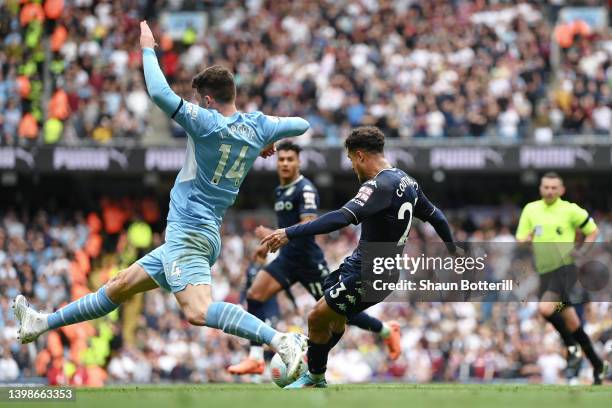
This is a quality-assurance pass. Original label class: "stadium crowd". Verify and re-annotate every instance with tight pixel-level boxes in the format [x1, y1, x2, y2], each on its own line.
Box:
[1, 204, 610, 385]
[1, 0, 610, 144]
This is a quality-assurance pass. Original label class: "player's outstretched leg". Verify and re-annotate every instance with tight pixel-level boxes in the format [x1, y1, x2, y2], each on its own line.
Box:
[176, 284, 306, 380]
[228, 270, 284, 375]
[13, 263, 158, 344]
[348, 313, 401, 360]
[285, 298, 345, 389]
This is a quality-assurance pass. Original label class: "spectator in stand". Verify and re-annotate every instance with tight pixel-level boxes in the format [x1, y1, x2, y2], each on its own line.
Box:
[1, 1, 610, 145]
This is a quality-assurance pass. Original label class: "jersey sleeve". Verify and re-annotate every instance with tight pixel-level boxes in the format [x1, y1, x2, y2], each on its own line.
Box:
[142, 48, 218, 138]
[341, 179, 392, 225]
[413, 186, 437, 220]
[298, 184, 319, 218]
[515, 205, 533, 241]
[260, 114, 310, 144]
[171, 100, 219, 138]
[570, 203, 597, 235]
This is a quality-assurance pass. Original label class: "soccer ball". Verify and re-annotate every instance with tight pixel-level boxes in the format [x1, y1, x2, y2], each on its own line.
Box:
[269, 352, 308, 388]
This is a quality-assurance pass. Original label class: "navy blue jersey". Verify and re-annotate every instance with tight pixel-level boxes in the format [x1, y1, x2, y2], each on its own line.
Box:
[274, 175, 324, 261]
[340, 168, 436, 272]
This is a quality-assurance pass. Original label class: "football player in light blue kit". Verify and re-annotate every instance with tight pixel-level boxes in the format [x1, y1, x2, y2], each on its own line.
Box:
[13, 21, 308, 378]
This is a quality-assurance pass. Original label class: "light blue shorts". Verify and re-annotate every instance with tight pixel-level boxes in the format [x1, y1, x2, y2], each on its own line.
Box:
[137, 222, 221, 293]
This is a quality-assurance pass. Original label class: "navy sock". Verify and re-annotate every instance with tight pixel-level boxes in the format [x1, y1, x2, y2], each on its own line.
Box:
[307, 339, 330, 375]
[306, 331, 344, 376]
[247, 299, 267, 347]
[326, 330, 344, 350]
[348, 312, 383, 333]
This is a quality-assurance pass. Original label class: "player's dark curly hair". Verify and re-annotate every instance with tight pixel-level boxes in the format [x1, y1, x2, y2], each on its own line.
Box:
[345, 126, 385, 153]
[192, 65, 236, 103]
[277, 141, 302, 155]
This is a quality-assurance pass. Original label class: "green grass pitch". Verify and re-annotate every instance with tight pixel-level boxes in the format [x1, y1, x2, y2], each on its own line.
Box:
[4, 384, 611, 408]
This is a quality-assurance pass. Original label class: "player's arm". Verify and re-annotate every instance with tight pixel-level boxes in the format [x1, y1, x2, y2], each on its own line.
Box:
[298, 185, 320, 224]
[515, 205, 533, 243]
[413, 188, 457, 254]
[262, 180, 391, 252]
[571, 203, 599, 257]
[261, 209, 353, 252]
[140, 21, 181, 116]
[571, 203, 598, 239]
[260, 115, 310, 146]
[140, 21, 216, 137]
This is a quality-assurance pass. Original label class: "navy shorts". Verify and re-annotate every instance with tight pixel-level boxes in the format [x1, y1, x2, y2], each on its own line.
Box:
[264, 255, 330, 299]
[323, 262, 398, 317]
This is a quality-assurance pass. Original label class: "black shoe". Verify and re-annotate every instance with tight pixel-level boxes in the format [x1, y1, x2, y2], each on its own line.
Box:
[593, 361, 608, 385]
[565, 345, 582, 380]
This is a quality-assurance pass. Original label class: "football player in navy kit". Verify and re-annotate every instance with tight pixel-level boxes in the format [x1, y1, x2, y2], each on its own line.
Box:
[228, 141, 402, 375]
[262, 127, 458, 388]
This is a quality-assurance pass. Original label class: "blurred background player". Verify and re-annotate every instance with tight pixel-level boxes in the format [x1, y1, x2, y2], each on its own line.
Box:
[12, 20, 311, 379]
[516, 172, 608, 385]
[228, 141, 401, 375]
[262, 127, 458, 388]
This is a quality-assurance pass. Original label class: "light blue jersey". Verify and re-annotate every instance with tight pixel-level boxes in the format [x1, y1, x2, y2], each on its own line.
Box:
[143, 47, 309, 227]
[139, 48, 309, 292]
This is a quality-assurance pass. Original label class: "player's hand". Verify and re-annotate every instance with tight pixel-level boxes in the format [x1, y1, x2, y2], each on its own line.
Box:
[260, 143, 276, 158]
[253, 243, 269, 261]
[261, 229, 289, 253]
[140, 21, 157, 49]
[255, 225, 274, 240]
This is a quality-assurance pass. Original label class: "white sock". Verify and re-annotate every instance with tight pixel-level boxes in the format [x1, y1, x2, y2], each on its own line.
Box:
[270, 333, 283, 351]
[249, 346, 264, 361]
[379, 323, 391, 339]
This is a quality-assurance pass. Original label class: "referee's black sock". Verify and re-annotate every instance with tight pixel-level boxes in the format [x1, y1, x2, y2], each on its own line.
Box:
[545, 311, 577, 348]
[572, 327, 603, 369]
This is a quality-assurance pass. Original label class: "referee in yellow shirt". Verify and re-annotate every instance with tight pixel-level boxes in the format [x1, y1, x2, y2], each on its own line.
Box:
[516, 172, 607, 385]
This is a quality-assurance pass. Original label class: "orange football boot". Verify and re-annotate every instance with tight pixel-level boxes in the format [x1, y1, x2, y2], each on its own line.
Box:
[383, 321, 402, 360]
[227, 358, 265, 375]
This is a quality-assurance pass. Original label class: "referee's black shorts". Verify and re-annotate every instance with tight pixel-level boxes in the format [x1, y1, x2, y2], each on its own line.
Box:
[538, 264, 589, 304]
